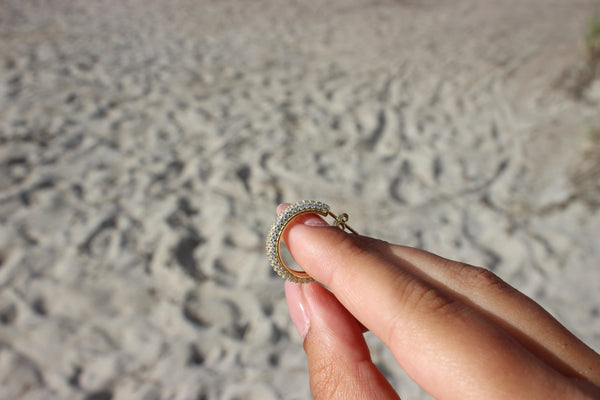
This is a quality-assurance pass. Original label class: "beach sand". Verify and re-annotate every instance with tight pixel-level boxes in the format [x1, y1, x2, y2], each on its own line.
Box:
[1, 1, 599, 399]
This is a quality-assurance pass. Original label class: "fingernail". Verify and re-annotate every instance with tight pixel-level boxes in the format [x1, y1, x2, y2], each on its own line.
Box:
[285, 281, 310, 339]
[302, 214, 330, 227]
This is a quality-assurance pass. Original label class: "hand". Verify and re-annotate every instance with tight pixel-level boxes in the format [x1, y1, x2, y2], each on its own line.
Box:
[278, 205, 600, 399]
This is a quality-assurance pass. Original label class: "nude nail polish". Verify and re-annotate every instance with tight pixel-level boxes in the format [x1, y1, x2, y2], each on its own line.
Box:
[285, 281, 310, 339]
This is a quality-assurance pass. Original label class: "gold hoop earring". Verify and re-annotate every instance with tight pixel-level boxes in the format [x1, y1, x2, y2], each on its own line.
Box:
[266, 200, 358, 283]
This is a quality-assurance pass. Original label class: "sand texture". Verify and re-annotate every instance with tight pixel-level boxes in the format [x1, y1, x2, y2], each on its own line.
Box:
[1, 1, 600, 399]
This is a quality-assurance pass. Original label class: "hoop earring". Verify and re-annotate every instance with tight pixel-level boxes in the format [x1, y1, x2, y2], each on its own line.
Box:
[266, 200, 358, 283]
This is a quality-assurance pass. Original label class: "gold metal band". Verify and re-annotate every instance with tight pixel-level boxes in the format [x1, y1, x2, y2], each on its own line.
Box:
[266, 200, 357, 283]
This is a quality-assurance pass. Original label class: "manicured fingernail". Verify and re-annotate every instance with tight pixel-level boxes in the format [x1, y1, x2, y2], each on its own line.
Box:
[285, 281, 310, 339]
[302, 214, 330, 227]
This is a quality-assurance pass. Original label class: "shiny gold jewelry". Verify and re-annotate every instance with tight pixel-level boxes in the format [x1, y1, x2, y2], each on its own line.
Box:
[266, 200, 358, 283]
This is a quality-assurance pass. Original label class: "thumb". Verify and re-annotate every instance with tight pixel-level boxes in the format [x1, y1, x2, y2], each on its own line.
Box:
[285, 281, 401, 400]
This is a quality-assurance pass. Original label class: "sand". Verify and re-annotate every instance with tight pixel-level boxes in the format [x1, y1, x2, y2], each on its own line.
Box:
[1, 1, 599, 399]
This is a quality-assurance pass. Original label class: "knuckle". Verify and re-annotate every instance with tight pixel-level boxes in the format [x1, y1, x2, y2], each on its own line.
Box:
[385, 275, 459, 343]
[459, 264, 512, 293]
[399, 274, 456, 316]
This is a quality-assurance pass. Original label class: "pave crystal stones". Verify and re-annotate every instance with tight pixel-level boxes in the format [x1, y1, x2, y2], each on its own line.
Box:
[266, 200, 357, 283]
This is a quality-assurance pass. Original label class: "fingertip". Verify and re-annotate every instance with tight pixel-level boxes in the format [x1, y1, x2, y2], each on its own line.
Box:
[300, 282, 368, 359]
[285, 223, 351, 284]
[297, 283, 400, 400]
[285, 281, 310, 340]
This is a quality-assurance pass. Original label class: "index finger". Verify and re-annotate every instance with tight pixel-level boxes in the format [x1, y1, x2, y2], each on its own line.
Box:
[284, 222, 594, 399]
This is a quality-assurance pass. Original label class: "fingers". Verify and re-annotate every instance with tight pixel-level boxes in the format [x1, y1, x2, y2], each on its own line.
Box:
[284, 222, 597, 399]
[285, 281, 401, 400]
[277, 203, 368, 333]
[385, 245, 600, 387]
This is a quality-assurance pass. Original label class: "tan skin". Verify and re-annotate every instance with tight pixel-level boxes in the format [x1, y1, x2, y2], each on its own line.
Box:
[276, 204, 600, 399]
